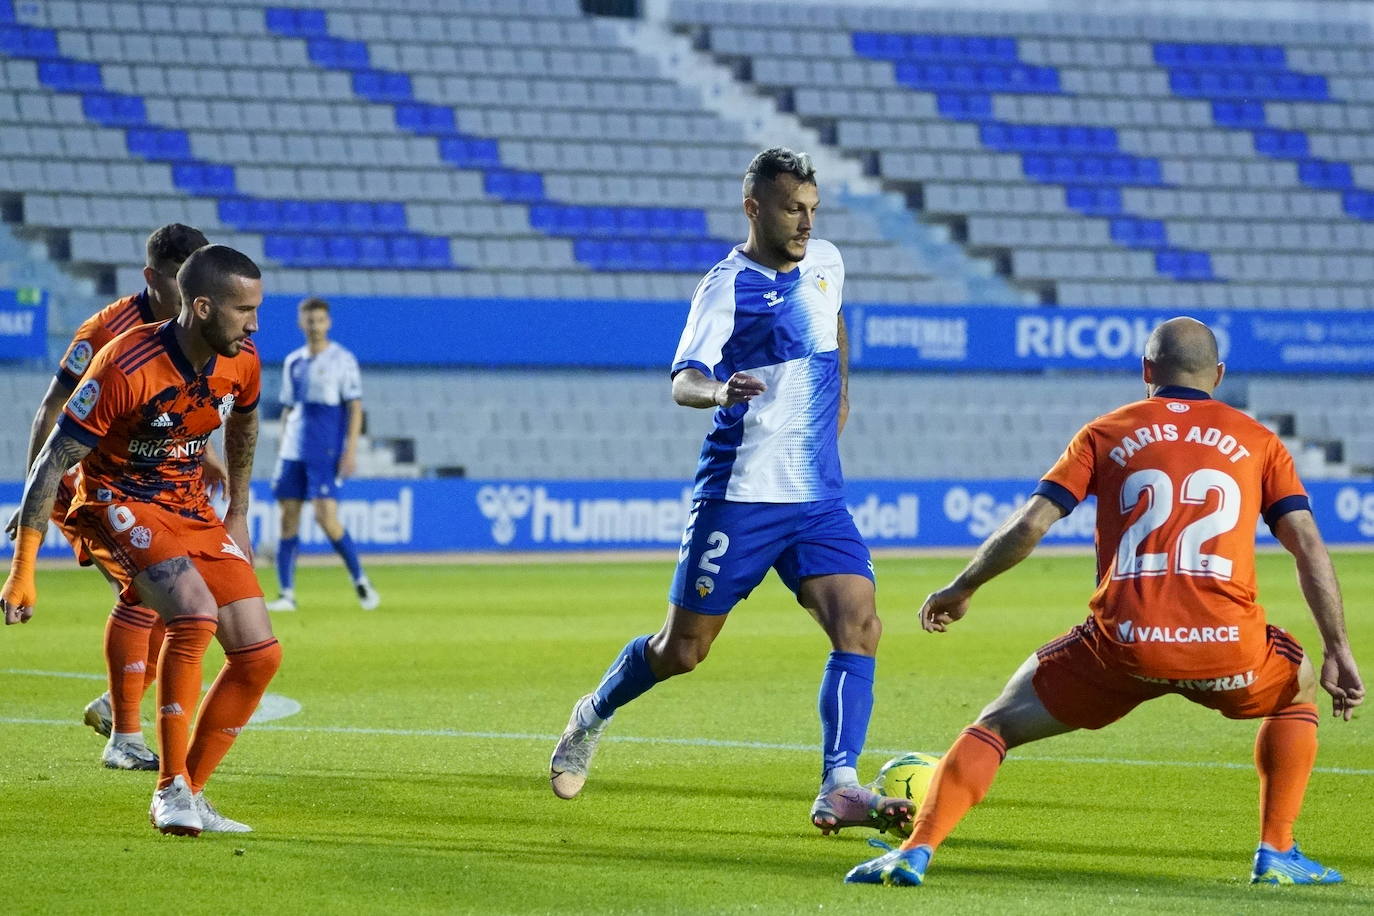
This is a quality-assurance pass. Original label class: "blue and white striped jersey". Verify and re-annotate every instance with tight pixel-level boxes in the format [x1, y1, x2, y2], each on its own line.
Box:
[278, 342, 362, 462]
[672, 239, 846, 503]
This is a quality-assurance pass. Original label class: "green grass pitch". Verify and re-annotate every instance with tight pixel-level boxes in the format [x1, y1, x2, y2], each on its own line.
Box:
[0, 551, 1369, 914]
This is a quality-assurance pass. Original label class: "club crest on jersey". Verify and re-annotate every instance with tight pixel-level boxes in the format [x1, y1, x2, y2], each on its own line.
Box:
[815, 273, 828, 293]
[762, 290, 783, 308]
[64, 340, 94, 376]
[128, 526, 152, 550]
[216, 394, 237, 422]
[695, 575, 714, 598]
[1166, 402, 1190, 413]
[68, 379, 100, 420]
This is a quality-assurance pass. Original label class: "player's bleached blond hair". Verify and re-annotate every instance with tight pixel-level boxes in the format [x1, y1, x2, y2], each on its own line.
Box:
[743, 147, 816, 199]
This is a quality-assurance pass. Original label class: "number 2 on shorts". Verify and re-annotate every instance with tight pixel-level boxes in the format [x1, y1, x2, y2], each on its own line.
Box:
[698, 531, 730, 573]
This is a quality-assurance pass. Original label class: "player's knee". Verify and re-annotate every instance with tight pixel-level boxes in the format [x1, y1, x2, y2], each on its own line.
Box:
[828, 611, 881, 654]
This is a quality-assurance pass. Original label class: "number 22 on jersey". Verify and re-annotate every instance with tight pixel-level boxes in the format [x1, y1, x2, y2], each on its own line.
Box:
[1114, 468, 1242, 581]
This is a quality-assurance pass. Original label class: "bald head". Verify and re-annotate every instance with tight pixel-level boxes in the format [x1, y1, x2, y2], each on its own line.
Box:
[1143, 317, 1222, 392]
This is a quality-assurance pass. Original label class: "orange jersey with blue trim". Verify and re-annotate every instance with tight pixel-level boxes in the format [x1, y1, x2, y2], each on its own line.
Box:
[1036, 385, 1308, 680]
[54, 291, 158, 390]
[57, 321, 260, 522]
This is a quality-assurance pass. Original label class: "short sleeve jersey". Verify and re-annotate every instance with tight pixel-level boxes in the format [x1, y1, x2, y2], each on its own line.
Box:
[54, 291, 157, 390]
[672, 239, 846, 503]
[277, 342, 362, 463]
[1036, 386, 1309, 679]
[58, 321, 261, 523]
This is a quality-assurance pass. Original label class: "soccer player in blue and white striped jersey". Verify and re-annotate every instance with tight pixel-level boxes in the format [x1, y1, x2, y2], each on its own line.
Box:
[551, 148, 911, 835]
[267, 298, 378, 612]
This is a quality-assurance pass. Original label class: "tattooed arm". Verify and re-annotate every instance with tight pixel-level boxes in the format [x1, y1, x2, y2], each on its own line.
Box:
[222, 408, 258, 563]
[2, 429, 93, 623]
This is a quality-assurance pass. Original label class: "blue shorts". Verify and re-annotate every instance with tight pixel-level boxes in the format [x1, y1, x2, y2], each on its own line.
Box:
[668, 498, 874, 615]
[272, 457, 341, 502]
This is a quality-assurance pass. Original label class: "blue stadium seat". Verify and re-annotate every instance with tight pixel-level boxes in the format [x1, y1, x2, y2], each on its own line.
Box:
[248, 198, 280, 230]
[358, 234, 389, 268]
[263, 235, 298, 263]
[420, 236, 451, 269]
[218, 197, 250, 229]
[1298, 159, 1353, 189]
[82, 92, 146, 127]
[126, 128, 191, 162]
[395, 103, 455, 135]
[375, 202, 408, 231]
[265, 8, 328, 38]
[325, 234, 360, 267]
[1253, 129, 1309, 158]
[1065, 186, 1123, 216]
[38, 59, 102, 91]
[295, 235, 327, 266]
[276, 200, 309, 231]
[352, 70, 412, 102]
[0, 0, 12, 23]
[307, 38, 368, 70]
[617, 208, 649, 238]
[1212, 100, 1266, 127]
[587, 206, 618, 237]
[389, 234, 421, 268]
[936, 92, 992, 119]
[1343, 191, 1374, 220]
[310, 200, 345, 230]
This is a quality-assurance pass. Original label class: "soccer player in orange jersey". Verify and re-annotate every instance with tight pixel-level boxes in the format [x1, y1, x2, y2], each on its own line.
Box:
[5, 224, 228, 771]
[846, 317, 1364, 888]
[3, 245, 280, 837]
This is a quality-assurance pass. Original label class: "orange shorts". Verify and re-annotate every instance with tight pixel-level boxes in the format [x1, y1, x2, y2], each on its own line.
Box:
[51, 470, 92, 565]
[69, 499, 262, 608]
[1032, 618, 1303, 730]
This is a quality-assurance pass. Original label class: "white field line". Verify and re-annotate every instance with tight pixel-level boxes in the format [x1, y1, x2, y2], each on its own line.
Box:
[2, 669, 1368, 776]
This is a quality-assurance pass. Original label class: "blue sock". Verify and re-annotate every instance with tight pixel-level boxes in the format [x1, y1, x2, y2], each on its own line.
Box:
[329, 533, 365, 582]
[590, 634, 659, 719]
[818, 651, 876, 778]
[276, 536, 299, 592]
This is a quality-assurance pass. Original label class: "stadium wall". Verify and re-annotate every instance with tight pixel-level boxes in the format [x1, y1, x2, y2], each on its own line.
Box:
[5, 477, 1374, 557]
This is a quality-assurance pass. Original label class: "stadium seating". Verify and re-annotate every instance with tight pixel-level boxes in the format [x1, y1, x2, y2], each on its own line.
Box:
[0, 0, 942, 305]
[668, 0, 1374, 308]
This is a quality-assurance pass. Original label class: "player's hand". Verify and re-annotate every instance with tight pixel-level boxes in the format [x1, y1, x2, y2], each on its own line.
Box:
[202, 452, 229, 500]
[1320, 645, 1365, 721]
[337, 450, 357, 480]
[224, 512, 254, 567]
[715, 372, 766, 408]
[1, 573, 36, 625]
[4, 507, 18, 541]
[919, 585, 973, 633]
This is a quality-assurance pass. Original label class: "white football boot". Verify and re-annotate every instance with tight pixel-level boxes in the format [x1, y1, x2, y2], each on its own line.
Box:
[549, 694, 609, 799]
[194, 792, 252, 833]
[149, 775, 202, 836]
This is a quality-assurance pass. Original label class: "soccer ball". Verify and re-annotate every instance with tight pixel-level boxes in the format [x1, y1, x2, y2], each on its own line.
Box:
[872, 752, 940, 837]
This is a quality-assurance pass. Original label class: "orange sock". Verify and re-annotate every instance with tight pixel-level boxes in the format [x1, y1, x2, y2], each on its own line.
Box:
[143, 615, 166, 693]
[187, 639, 282, 794]
[104, 603, 160, 735]
[1255, 703, 1319, 850]
[904, 725, 1008, 852]
[155, 616, 217, 790]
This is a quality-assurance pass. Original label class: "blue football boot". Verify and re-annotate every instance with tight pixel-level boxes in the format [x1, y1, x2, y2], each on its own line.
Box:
[1251, 843, 1343, 885]
[844, 837, 932, 887]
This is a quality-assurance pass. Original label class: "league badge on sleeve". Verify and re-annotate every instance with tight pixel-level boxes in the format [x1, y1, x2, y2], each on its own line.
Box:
[69, 379, 101, 420]
[64, 340, 94, 376]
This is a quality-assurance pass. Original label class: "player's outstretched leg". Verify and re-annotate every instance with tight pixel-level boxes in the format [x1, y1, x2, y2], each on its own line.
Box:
[844, 838, 931, 886]
[1251, 843, 1343, 885]
[550, 634, 659, 799]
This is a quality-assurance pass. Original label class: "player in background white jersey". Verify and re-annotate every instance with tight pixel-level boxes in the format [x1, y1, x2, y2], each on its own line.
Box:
[549, 148, 912, 836]
[266, 298, 379, 612]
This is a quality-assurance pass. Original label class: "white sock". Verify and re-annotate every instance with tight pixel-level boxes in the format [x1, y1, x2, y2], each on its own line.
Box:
[821, 766, 859, 793]
[576, 696, 608, 729]
[111, 730, 144, 744]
